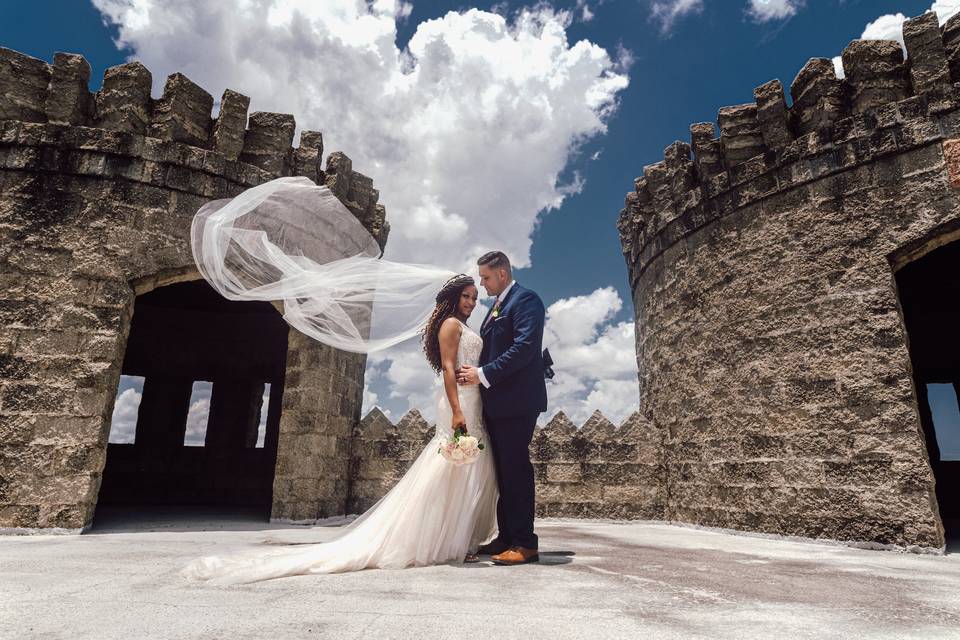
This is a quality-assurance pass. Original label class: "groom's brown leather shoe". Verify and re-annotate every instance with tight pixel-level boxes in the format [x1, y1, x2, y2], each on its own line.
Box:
[491, 546, 539, 565]
[477, 540, 510, 555]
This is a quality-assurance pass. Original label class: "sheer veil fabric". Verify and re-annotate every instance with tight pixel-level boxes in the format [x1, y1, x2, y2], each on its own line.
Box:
[180, 178, 498, 584]
[191, 176, 456, 353]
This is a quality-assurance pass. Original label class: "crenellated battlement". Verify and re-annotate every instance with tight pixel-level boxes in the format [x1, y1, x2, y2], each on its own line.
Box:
[618, 10, 960, 283]
[348, 408, 665, 519]
[613, 8, 960, 551]
[0, 46, 390, 250]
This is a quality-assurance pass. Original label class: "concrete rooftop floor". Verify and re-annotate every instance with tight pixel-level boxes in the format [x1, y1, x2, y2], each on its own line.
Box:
[2, 505, 960, 640]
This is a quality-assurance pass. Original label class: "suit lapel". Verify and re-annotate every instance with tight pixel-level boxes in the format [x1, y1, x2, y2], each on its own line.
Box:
[481, 281, 520, 337]
[480, 301, 495, 335]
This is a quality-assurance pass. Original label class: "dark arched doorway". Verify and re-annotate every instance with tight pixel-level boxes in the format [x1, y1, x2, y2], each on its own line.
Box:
[96, 279, 289, 518]
[896, 238, 960, 546]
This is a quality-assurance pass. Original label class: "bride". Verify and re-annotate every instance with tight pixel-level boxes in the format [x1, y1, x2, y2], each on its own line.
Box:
[179, 271, 498, 584]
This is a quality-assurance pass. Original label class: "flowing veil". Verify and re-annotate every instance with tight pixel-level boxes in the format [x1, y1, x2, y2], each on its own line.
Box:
[191, 176, 457, 353]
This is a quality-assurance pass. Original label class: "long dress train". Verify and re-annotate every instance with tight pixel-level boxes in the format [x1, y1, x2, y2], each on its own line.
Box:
[178, 319, 497, 585]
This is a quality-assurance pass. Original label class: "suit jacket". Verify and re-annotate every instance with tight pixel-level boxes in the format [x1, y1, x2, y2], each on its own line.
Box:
[478, 282, 548, 419]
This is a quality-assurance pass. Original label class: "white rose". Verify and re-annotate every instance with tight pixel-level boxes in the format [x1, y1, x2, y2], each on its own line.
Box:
[459, 436, 478, 451]
[450, 447, 466, 461]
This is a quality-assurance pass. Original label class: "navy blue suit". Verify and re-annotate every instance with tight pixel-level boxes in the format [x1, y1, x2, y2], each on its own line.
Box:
[478, 282, 547, 550]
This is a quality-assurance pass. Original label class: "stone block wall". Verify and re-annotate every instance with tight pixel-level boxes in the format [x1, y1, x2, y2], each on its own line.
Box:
[0, 46, 388, 531]
[348, 408, 664, 520]
[616, 11, 960, 550]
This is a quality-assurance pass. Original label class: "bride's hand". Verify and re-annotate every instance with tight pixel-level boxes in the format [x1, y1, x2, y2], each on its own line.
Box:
[452, 410, 467, 433]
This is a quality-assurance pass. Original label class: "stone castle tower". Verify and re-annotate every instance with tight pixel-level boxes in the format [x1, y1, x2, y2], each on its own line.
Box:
[617, 10, 960, 551]
[0, 47, 389, 532]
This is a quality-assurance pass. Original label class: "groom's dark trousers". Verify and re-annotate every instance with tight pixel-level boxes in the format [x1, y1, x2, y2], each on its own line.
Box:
[478, 282, 548, 551]
[483, 412, 539, 549]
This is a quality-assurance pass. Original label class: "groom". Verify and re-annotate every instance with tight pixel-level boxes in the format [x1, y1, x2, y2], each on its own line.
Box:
[456, 250, 547, 565]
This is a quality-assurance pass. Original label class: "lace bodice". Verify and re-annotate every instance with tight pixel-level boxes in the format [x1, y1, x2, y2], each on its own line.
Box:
[456, 320, 483, 368]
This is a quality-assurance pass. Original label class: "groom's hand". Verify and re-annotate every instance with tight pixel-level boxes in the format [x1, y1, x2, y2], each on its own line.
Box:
[456, 364, 480, 386]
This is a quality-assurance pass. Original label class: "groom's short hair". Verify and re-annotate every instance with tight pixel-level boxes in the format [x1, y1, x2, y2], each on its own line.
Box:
[477, 251, 511, 273]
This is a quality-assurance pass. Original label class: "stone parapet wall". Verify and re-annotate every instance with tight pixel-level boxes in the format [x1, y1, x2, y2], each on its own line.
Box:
[348, 408, 664, 520]
[615, 11, 960, 550]
[618, 12, 960, 281]
[0, 47, 389, 249]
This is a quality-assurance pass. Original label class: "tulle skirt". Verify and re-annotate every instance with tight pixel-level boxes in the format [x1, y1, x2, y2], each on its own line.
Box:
[179, 386, 497, 585]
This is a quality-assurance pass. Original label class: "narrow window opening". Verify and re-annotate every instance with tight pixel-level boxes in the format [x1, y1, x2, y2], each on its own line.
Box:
[184, 380, 213, 447]
[108, 375, 145, 444]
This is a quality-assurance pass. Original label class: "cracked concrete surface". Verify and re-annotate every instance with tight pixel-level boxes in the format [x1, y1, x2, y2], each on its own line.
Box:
[2, 506, 959, 639]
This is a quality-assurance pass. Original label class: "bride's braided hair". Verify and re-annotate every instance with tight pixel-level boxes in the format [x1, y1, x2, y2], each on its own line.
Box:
[421, 273, 475, 375]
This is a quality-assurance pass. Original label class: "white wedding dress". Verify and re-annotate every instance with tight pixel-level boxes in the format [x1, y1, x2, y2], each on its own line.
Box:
[179, 320, 498, 585]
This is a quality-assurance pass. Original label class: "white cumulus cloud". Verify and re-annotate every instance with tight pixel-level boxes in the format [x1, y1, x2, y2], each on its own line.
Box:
[184, 381, 212, 446]
[108, 376, 144, 444]
[93, 0, 635, 427]
[542, 287, 638, 424]
[747, 0, 803, 23]
[650, 0, 704, 33]
[93, 0, 629, 274]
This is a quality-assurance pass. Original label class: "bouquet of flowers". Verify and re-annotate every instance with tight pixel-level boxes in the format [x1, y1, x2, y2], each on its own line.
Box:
[438, 426, 485, 466]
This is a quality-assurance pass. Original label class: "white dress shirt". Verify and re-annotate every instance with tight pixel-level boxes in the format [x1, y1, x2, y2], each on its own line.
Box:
[476, 279, 515, 388]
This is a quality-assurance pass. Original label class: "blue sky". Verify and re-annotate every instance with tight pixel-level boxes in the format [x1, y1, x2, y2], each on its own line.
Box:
[7, 0, 940, 306]
[6, 0, 959, 433]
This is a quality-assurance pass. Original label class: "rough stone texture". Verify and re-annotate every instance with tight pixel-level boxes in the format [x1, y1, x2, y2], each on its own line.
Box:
[790, 58, 848, 135]
[904, 12, 952, 99]
[95, 61, 153, 135]
[942, 13, 960, 83]
[347, 408, 433, 514]
[690, 122, 724, 178]
[149, 73, 214, 147]
[271, 335, 367, 522]
[211, 89, 249, 161]
[240, 111, 296, 176]
[0, 48, 51, 123]
[753, 79, 792, 150]
[45, 53, 93, 126]
[944, 138, 960, 188]
[325, 151, 390, 252]
[616, 11, 960, 551]
[840, 40, 910, 113]
[348, 409, 664, 520]
[0, 48, 392, 532]
[718, 103, 765, 167]
[293, 130, 324, 184]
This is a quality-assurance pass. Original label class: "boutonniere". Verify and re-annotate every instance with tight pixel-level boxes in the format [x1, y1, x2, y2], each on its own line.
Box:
[491, 308, 500, 318]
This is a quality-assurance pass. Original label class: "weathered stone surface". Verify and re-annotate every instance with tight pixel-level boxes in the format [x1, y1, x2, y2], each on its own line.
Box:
[95, 62, 153, 135]
[943, 138, 960, 188]
[293, 130, 323, 183]
[942, 13, 960, 83]
[45, 53, 92, 126]
[753, 79, 793, 150]
[350, 408, 660, 521]
[690, 122, 724, 177]
[0, 46, 391, 533]
[149, 73, 213, 146]
[0, 47, 51, 122]
[790, 57, 848, 135]
[718, 103, 765, 166]
[904, 11, 951, 97]
[840, 40, 910, 113]
[240, 111, 295, 176]
[211, 89, 250, 161]
[325, 151, 390, 251]
[616, 10, 960, 552]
